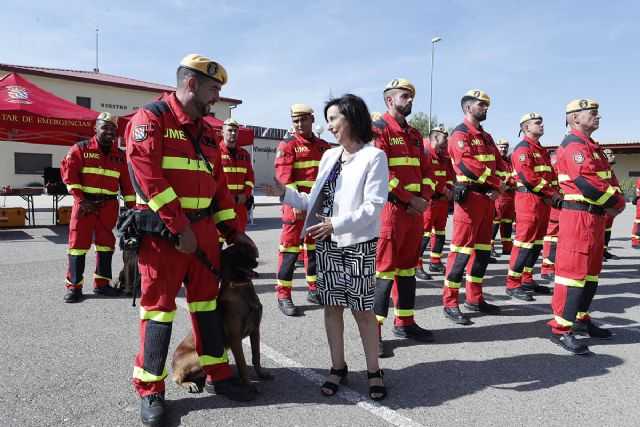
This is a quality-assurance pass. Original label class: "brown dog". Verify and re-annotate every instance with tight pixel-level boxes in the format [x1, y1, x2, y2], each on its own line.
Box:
[171, 244, 272, 393]
[113, 246, 137, 296]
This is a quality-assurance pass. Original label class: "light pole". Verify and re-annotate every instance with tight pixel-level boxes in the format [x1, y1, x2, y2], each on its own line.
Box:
[429, 36, 442, 133]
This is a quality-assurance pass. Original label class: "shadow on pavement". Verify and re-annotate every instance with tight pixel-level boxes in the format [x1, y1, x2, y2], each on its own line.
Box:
[0, 230, 34, 241]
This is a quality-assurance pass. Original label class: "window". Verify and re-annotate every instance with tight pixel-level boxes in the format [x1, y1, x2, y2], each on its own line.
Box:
[630, 171, 640, 177]
[14, 153, 52, 175]
[76, 96, 91, 108]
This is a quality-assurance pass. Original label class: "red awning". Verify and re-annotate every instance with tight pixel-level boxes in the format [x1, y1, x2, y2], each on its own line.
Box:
[0, 73, 98, 145]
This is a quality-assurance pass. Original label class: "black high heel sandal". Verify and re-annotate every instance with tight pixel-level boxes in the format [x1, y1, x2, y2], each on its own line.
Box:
[367, 369, 387, 401]
[320, 365, 348, 396]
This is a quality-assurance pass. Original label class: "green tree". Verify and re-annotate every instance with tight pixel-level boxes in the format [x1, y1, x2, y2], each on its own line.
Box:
[409, 112, 449, 138]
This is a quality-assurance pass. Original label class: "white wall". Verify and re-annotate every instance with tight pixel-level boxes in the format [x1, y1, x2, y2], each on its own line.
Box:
[251, 137, 279, 188]
[0, 140, 70, 187]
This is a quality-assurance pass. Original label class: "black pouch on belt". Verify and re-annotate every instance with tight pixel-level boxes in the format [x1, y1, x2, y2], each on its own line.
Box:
[453, 184, 468, 203]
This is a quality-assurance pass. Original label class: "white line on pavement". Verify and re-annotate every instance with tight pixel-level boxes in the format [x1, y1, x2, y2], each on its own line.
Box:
[175, 298, 426, 427]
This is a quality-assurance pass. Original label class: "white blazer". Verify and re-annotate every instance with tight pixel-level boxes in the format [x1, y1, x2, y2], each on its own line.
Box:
[283, 144, 389, 248]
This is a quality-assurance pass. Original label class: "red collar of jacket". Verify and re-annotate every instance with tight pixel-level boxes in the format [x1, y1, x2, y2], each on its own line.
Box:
[523, 135, 543, 150]
[463, 118, 487, 136]
[570, 129, 598, 147]
[164, 92, 201, 128]
[292, 132, 317, 145]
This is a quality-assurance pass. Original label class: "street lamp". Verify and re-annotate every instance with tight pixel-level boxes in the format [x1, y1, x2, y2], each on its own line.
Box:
[429, 36, 442, 133]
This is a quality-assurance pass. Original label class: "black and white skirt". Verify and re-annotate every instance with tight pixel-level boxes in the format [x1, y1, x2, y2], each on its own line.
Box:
[315, 238, 377, 311]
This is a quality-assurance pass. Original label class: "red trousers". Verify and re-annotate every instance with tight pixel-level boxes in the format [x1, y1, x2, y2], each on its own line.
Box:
[505, 193, 550, 289]
[133, 218, 231, 397]
[541, 207, 560, 275]
[633, 203, 640, 247]
[549, 209, 605, 335]
[276, 206, 316, 300]
[374, 203, 422, 327]
[492, 192, 515, 254]
[66, 198, 118, 289]
[443, 191, 494, 308]
[418, 198, 449, 266]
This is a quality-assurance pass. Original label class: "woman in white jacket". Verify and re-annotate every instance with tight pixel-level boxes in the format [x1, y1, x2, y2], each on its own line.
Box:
[264, 94, 389, 400]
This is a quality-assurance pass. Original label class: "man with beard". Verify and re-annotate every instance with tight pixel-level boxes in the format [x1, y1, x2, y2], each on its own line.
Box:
[126, 54, 259, 425]
[416, 125, 453, 279]
[274, 104, 331, 316]
[491, 139, 516, 259]
[442, 90, 506, 325]
[60, 112, 136, 303]
[549, 99, 624, 354]
[220, 118, 255, 233]
[505, 113, 560, 301]
[373, 78, 434, 357]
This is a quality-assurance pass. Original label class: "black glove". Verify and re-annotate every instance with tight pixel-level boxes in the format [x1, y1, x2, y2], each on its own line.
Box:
[551, 192, 564, 209]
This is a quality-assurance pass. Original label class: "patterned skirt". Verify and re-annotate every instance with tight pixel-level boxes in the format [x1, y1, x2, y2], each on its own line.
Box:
[315, 238, 377, 311]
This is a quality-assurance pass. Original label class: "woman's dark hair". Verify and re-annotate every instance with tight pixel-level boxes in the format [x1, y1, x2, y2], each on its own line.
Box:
[324, 94, 374, 143]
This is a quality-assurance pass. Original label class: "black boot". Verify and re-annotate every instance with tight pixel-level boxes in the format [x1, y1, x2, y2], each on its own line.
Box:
[277, 298, 299, 316]
[505, 287, 534, 301]
[464, 300, 501, 314]
[522, 282, 552, 295]
[63, 287, 83, 303]
[93, 284, 122, 296]
[443, 307, 472, 325]
[205, 378, 257, 401]
[550, 332, 590, 355]
[573, 319, 613, 339]
[429, 263, 445, 273]
[140, 393, 166, 427]
[392, 323, 434, 342]
[415, 267, 432, 281]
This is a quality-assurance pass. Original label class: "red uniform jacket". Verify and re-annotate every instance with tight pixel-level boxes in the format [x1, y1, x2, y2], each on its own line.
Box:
[423, 140, 453, 197]
[125, 93, 239, 237]
[61, 136, 135, 206]
[274, 133, 330, 193]
[220, 143, 255, 199]
[448, 119, 503, 190]
[556, 130, 624, 210]
[511, 136, 557, 198]
[373, 112, 433, 204]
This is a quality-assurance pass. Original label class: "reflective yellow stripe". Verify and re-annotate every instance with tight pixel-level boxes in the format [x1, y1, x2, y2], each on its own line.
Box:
[508, 269, 522, 278]
[178, 197, 211, 209]
[474, 154, 495, 162]
[94, 245, 113, 252]
[466, 275, 483, 283]
[286, 183, 298, 190]
[161, 156, 210, 172]
[81, 166, 120, 178]
[388, 177, 400, 191]
[199, 353, 229, 366]
[554, 316, 573, 327]
[295, 180, 314, 188]
[293, 160, 320, 169]
[542, 258, 554, 265]
[555, 275, 585, 288]
[558, 174, 570, 182]
[187, 299, 217, 312]
[397, 268, 415, 277]
[501, 219, 514, 224]
[424, 231, 432, 237]
[576, 312, 589, 320]
[434, 170, 447, 176]
[532, 178, 547, 193]
[388, 156, 420, 167]
[514, 240, 535, 249]
[306, 275, 317, 283]
[227, 184, 245, 190]
[123, 195, 136, 202]
[451, 244, 473, 255]
[423, 177, 435, 187]
[434, 230, 446, 236]
[67, 183, 83, 191]
[534, 240, 544, 245]
[445, 280, 461, 289]
[140, 308, 176, 323]
[477, 167, 492, 184]
[94, 273, 111, 280]
[133, 366, 168, 382]
[304, 243, 316, 251]
[585, 275, 599, 282]
[74, 185, 118, 195]
[277, 279, 293, 287]
[431, 252, 442, 258]
[68, 248, 88, 256]
[404, 183, 421, 192]
[495, 170, 510, 177]
[245, 181, 254, 188]
[596, 170, 612, 179]
[394, 308, 414, 317]
[148, 187, 178, 211]
[376, 271, 396, 280]
[223, 166, 248, 173]
[523, 266, 533, 273]
[552, 180, 558, 186]
[502, 237, 512, 242]
[279, 245, 301, 253]
[376, 315, 386, 323]
[564, 185, 616, 206]
[474, 243, 491, 251]
[533, 165, 552, 173]
[213, 208, 236, 223]
[66, 278, 83, 286]
[544, 236, 558, 242]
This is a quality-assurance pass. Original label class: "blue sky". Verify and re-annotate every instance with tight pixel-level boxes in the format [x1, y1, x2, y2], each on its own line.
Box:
[3, 0, 639, 145]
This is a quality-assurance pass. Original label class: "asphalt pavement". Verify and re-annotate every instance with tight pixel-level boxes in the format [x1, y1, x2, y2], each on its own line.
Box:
[1, 199, 639, 427]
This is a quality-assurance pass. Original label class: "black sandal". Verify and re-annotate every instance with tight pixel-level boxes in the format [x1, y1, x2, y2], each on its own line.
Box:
[367, 369, 387, 401]
[320, 365, 348, 396]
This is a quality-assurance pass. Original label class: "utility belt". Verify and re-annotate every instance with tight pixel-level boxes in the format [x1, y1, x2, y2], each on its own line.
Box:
[84, 193, 118, 202]
[516, 186, 540, 195]
[388, 192, 419, 208]
[431, 193, 447, 201]
[452, 183, 492, 203]
[561, 201, 605, 216]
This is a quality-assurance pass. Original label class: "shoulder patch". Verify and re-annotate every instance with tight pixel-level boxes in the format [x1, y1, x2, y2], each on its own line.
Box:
[519, 153, 526, 162]
[457, 139, 465, 149]
[133, 125, 149, 142]
[573, 152, 585, 164]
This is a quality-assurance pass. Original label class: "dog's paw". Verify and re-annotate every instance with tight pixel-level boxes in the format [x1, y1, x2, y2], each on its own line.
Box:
[180, 381, 204, 394]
